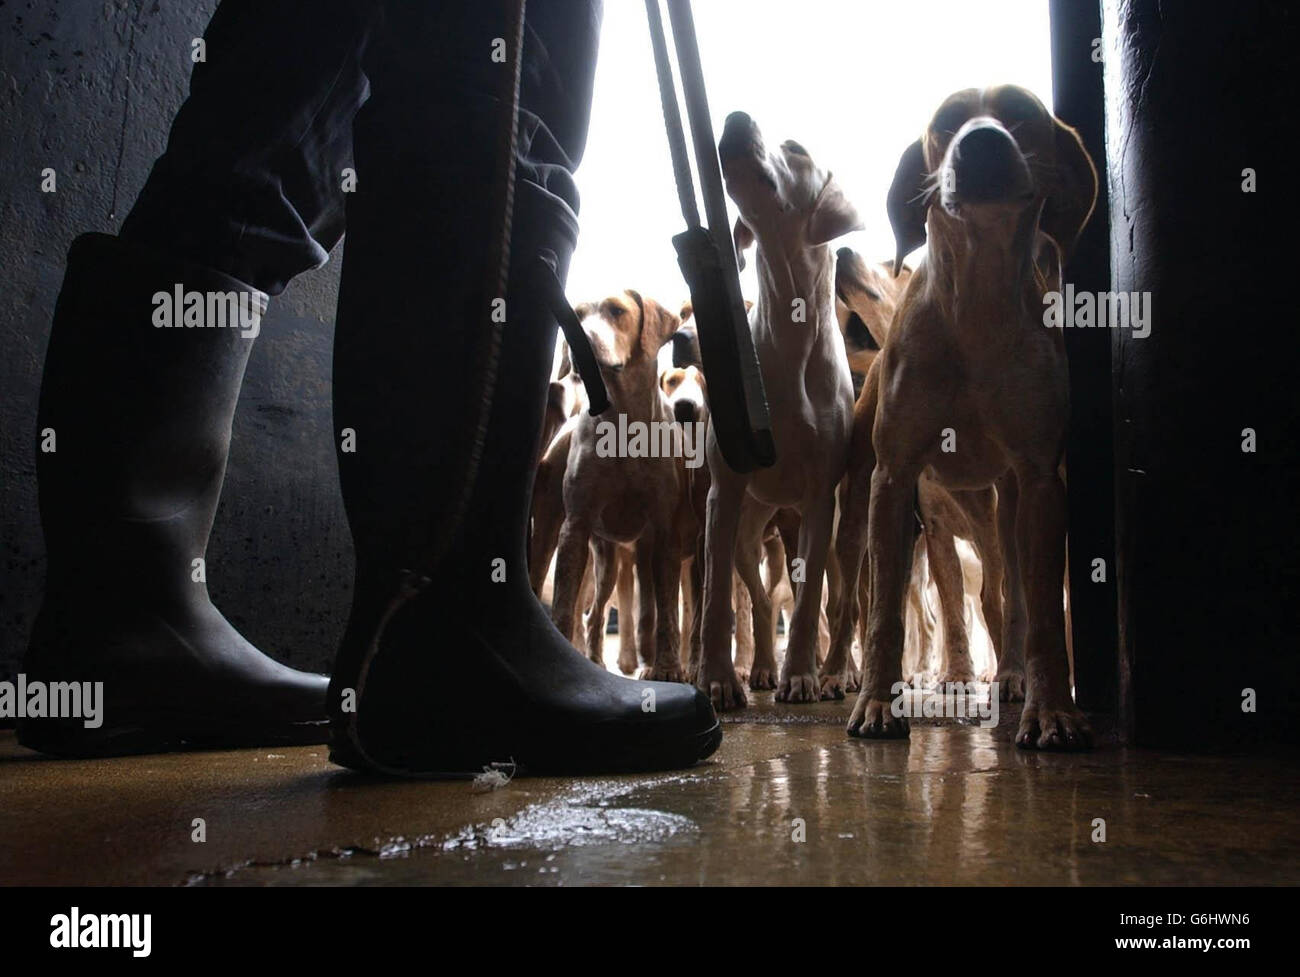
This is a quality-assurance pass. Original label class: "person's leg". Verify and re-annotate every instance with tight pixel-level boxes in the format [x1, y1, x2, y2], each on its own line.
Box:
[328, 0, 721, 775]
[21, 0, 375, 756]
[121, 0, 374, 293]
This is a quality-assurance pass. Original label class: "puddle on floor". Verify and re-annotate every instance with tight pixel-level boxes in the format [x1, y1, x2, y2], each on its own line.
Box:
[199, 723, 1300, 886]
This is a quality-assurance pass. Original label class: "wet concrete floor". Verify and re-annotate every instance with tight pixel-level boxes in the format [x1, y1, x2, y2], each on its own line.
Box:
[3, 686, 1298, 885]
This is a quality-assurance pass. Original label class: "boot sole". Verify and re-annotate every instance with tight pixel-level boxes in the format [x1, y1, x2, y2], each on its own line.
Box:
[17, 717, 329, 759]
[328, 717, 723, 779]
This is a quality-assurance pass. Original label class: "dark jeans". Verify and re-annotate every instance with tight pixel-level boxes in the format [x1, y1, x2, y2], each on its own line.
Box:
[120, 0, 603, 296]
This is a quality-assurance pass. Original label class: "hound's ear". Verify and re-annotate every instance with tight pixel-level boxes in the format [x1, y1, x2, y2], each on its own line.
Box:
[807, 176, 863, 246]
[630, 291, 681, 357]
[1040, 119, 1098, 264]
[733, 217, 755, 272]
[886, 138, 929, 278]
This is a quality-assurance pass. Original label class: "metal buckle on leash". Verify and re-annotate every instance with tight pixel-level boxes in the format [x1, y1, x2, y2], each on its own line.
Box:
[645, 0, 775, 473]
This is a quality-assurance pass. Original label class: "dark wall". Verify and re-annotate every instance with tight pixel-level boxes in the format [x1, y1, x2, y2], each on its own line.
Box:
[1103, 0, 1300, 747]
[0, 1, 350, 680]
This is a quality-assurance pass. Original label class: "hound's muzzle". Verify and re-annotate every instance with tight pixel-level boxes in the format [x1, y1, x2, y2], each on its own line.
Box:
[942, 120, 1033, 213]
[718, 111, 762, 166]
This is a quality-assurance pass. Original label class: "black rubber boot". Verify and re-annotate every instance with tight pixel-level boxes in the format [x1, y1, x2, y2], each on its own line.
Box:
[19, 234, 329, 757]
[327, 173, 721, 778]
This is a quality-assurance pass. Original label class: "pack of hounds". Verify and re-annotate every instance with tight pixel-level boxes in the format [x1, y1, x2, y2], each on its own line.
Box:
[531, 85, 1098, 752]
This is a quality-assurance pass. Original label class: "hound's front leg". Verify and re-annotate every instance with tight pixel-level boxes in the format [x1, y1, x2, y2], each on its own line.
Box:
[584, 538, 618, 666]
[684, 548, 704, 681]
[731, 570, 755, 684]
[821, 477, 867, 699]
[778, 491, 835, 703]
[552, 516, 592, 650]
[633, 538, 658, 681]
[615, 550, 639, 674]
[994, 471, 1027, 700]
[1013, 468, 1092, 750]
[954, 487, 1002, 684]
[699, 473, 749, 711]
[646, 527, 684, 683]
[848, 463, 919, 737]
[925, 526, 975, 685]
[734, 498, 778, 689]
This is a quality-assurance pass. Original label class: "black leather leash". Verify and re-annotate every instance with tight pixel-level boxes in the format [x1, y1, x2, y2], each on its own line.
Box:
[645, 0, 775, 472]
[534, 251, 609, 414]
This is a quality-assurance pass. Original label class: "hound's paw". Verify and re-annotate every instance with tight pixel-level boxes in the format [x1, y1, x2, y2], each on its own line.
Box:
[641, 661, 684, 684]
[748, 666, 777, 691]
[617, 652, 639, 676]
[938, 663, 976, 686]
[818, 671, 847, 701]
[846, 696, 910, 739]
[844, 665, 863, 693]
[908, 671, 936, 690]
[777, 672, 819, 703]
[995, 669, 1026, 701]
[1016, 701, 1093, 751]
[977, 667, 996, 684]
[734, 664, 751, 685]
[698, 665, 748, 711]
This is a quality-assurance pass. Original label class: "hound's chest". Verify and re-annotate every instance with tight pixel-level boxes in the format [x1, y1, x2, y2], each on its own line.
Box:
[762, 368, 854, 450]
[923, 369, 1068, 487]
[593, 471, 677, 539]
[746, 393, 853, 506]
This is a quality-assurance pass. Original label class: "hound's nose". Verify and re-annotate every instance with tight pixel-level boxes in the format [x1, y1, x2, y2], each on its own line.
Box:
[719, 111, 760, 164]
[835, 246, 865, 279]
[674, 399, 699, 424]
[670, 326, 701, 370]
[947, 121, 1032, 204]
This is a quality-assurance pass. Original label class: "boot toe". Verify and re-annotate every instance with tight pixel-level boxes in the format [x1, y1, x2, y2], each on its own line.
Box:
[260, 668, 331, 726]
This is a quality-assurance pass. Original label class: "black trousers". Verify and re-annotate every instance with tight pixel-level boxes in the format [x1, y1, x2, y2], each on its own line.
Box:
[119, 0, 603, 296]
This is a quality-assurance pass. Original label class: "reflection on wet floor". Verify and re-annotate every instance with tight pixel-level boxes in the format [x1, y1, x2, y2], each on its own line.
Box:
[3, 692, 1297, 885]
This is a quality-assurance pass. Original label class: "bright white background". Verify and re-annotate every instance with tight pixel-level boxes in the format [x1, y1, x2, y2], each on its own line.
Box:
[567, 0, 1053, 307]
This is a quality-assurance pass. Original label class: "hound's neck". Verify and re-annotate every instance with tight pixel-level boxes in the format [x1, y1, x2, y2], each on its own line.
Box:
[754, 240, 836, 344]
[606, 365, 664, 424]
[928, 213, 1042, 335]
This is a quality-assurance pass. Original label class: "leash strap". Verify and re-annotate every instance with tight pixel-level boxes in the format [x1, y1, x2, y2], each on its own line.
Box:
[664, 0, 738, 280]
[645, 0, 700, 229]
[535, 250, 610, 414]
[645, 0, 775, 472]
